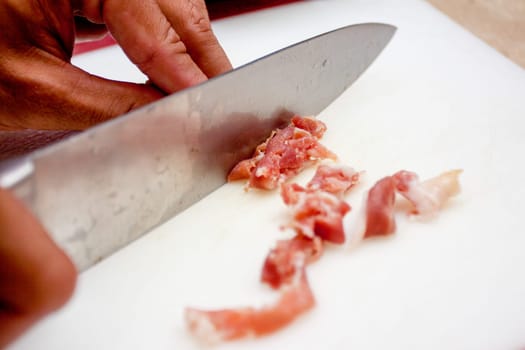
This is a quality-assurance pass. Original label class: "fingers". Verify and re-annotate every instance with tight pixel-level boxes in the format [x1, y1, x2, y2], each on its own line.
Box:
[101, 0, 207, 92]
[157, 0, 232, 77]
[74, 16, 108, 42]
[0, 188, 77, 348]
[83, 0, 232, 93]
[0, 52, 164, 130]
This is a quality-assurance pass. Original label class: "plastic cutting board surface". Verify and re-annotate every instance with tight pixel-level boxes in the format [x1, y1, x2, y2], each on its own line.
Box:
[11, 1, 525, 349]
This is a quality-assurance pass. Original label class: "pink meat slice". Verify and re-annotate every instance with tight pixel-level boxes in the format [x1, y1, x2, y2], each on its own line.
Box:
[227, 116, 336, 190]
[393, 169, 462, 217]
[281, 164, 360, 244]
[185, 265, 315, 344]
[261, 234, 323, 289]
[363, 176, 397, 238]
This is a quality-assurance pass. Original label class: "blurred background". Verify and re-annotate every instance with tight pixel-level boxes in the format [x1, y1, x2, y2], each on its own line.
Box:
[428, 0, 524, 68]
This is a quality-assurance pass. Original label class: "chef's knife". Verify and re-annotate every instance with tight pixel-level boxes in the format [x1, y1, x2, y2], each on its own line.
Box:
[0, 23, 395, 271]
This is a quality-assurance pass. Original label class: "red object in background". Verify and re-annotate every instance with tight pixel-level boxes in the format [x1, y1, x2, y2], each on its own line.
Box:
[73, 35, 116, 55]
[73, 0, 301, 55]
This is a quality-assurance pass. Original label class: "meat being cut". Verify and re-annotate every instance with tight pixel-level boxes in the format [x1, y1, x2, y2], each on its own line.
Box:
[227, 116, 336, 190]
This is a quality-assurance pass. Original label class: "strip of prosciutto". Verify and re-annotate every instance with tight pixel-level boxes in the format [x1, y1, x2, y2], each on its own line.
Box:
[186, 163, 360, 344]
[347, 169, 462, 246]
[393, 169, 462, 218]
[188, 165, 462, 344]
[281, 164, 359, 244]
[227, 116, 336, 190]
[363, 176, 397, 238]
[185, 264, 315, 344]
[261, 234, 323, 289]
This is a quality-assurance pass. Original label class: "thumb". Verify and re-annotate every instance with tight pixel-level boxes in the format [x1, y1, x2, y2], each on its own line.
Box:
[0, 54, 164, 131]
[0, 188, 76, 347]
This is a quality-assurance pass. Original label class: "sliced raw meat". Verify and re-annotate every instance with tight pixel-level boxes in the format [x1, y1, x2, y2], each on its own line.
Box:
[363, 176, 397, 238]
[261, 235, 323, 289]
[306, 164, 360, 196]
[393, 169, 462, 217]
[185, 265, 315, 344]
[227, 116, 336, 190]
[281, 164, 359, 244]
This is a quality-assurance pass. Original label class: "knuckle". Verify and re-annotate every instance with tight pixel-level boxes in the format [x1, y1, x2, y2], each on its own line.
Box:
[191, 14, 212, 35]
[75, 0, 105, 23]
[187, 0, 212, 34]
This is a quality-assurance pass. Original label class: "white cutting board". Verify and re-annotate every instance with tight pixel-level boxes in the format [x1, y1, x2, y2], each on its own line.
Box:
[11, 0, 525, 349]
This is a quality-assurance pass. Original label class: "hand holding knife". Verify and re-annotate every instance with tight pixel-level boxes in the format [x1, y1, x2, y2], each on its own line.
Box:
[0, 0, 230, 346]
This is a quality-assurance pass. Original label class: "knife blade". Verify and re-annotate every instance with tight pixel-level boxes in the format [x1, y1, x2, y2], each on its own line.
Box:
[0, 23, 396, 271]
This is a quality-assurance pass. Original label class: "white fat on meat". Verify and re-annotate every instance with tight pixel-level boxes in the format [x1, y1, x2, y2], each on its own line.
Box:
[393, 169, 462, 218]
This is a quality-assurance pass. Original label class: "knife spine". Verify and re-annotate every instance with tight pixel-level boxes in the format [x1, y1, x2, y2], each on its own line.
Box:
[0, 156, 35, 202]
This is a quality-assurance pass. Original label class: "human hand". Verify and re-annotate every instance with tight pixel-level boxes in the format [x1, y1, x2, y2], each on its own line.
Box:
[0, 188, 77, 348]
[0, 0, 232, 131]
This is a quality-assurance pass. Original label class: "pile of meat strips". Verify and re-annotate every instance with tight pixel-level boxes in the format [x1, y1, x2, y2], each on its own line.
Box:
[184, 116, 462, 344]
